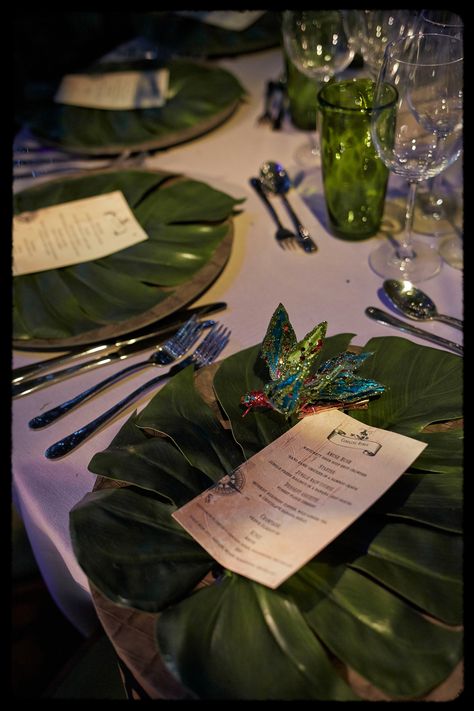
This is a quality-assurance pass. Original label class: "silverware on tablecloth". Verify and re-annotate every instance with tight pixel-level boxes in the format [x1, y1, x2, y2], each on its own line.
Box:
[28, 317, 214, 427]
[43, 324, 231, 458]
[13, 146, 147, 180]
[365, 307, 463, 355]
[259, 161, 317, 253]
[249, 177, 299, 249]
[382, 279, 463, 329]
[12, 301, 227, 386]
[256, 78, 287, 130]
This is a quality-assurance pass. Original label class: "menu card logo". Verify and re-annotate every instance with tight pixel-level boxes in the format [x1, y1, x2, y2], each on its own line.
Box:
[327, 427, 381, 456]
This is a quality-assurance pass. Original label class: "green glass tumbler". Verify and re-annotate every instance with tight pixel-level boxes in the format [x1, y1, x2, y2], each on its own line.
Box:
[318, 78, 397, 239]
[284, 51, 319, 131]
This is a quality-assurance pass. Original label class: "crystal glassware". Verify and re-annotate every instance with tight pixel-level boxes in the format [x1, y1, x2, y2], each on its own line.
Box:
[411, 10, 464, 254]
[369, 33, 463, 282]
[281, 10, 354, 165]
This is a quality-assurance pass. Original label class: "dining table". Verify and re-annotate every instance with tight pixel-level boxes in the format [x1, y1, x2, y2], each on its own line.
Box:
[12, 28, 463, 700]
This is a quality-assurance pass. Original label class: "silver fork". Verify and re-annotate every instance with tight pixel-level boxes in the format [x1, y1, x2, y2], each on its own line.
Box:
[28, 315, 210, 428]
[43, 324, 231, 459]
[249, 177, 299, 250]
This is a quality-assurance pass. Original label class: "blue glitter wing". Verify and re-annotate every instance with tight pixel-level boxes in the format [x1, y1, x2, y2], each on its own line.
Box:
[261, 303, 297, 380]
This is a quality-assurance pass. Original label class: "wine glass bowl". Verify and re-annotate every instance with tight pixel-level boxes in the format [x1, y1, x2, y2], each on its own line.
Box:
[369, 33, 463, 282]
[281, 10, 354, 164]
[410, 10, 464, 254]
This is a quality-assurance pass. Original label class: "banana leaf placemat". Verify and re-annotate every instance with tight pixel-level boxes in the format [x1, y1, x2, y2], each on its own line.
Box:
[13, 169, 242, 349]
[71, 335, 463, 700]
[22, 59, 245, 156]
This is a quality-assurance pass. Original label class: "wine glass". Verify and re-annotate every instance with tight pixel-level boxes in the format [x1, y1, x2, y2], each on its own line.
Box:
[411, 11, 464, 258]
[282, 10, 354, 165]
[369, 33, 463, 282]
[354, 9, 419, 79]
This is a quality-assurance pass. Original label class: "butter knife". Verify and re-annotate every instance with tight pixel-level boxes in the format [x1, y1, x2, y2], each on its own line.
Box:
[12, 302, 226, 385]
[365, 307, 463, 355]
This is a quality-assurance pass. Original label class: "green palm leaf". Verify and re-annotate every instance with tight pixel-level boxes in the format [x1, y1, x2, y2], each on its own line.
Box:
[25, 59, 245, 152]
[156, 574, 358, 700]
[13, 170, 242, 340]
[71, 334, 463, 699]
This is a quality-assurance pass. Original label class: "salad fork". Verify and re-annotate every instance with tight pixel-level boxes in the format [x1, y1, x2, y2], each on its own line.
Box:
[43, 324, 231, 458]
[28, 315, 212, 427]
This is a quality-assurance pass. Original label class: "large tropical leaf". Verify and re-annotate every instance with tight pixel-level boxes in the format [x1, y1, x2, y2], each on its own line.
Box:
[70, 486, 213, 612]
[156, 574, 358, 700]
[71, 333, 463, 699]
[13, 170, 243, 341]
[24, 59, 245, 153]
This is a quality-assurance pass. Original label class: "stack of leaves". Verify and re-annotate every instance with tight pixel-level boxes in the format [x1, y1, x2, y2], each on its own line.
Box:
[13, 170, 243, 341]
[70, 322, 463, 700]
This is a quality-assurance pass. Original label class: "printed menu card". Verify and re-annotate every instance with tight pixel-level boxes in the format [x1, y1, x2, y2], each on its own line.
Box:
[13, 191, 149, 276]
[173, 410, 426, 588]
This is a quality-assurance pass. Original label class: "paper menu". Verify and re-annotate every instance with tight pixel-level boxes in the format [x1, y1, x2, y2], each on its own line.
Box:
[173, 410, 427, 589]
[13, 191, 149, 276]
[54, 69, 170, 110]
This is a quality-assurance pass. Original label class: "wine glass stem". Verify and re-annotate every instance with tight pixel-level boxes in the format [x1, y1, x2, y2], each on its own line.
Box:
[397, 181, 418, 261]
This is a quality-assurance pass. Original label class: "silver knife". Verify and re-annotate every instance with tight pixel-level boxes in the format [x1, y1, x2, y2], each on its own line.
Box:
[12, 318, 216, 398]
[12, 302, 226, 384]
[365, 307, 463, 355]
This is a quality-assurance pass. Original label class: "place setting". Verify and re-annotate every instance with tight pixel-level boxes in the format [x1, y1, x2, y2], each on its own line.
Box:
[12, 10, 463, 702]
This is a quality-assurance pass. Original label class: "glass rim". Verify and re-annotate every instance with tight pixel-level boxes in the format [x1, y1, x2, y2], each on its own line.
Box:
[419, 10, 463, 30]
[385, 32, 463, 65]
[317, 78, 397, 112]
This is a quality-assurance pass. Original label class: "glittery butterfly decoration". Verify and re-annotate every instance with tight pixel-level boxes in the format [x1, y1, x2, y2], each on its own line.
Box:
[241, 303, 386, 418]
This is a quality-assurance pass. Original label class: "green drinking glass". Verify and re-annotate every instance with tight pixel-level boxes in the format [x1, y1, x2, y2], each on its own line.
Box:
[318, 77, 397, 239]
[284, 50, 319, 131]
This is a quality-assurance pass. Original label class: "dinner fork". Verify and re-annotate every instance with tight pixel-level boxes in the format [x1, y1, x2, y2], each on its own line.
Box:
[43, 324, 231, 458]
[249, 177, 299, 250]
[28, 315, 211, 428]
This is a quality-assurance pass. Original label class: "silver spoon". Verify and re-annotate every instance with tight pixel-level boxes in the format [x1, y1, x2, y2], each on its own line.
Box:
[259, 161, 317, 253]
[383, 279, 463, 330]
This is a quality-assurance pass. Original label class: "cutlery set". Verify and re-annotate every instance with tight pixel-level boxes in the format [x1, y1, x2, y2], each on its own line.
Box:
[250, 161, 317, 253]
[13, 134, 148, 180]
[14, 309, 231, 458]
[256, 78, 287, 130]
[366, 279, 463, 355]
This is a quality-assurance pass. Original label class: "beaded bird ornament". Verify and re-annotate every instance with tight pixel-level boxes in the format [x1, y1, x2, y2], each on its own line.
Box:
[241, 304, 385, 418]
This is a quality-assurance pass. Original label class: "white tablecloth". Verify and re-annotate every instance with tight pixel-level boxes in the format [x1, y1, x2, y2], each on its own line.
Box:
[12, 47, 463, 636]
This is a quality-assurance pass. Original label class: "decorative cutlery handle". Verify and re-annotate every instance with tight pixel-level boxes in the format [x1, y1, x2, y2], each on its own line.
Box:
[280, 194, 317, 252]
[29, 361, 148, 429]
[435, 313, 463, 330]
[12, 351, 92, 382]
[249, 177, 285, 228]
[365, 307, 463, 355]
[13, 354, 124, 398]
[44, 368, 179, 459]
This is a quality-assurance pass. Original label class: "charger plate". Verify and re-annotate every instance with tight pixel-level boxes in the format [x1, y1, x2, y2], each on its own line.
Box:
[23, 58, 245, 156]
[13, 169, 241, 349]
[71, 335, 463, 700]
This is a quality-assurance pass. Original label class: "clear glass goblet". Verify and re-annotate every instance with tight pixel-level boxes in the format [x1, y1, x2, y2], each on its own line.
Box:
[282, 10, 354, 165]
[369, 33, 463, 282]
[411, 10, 464, 249]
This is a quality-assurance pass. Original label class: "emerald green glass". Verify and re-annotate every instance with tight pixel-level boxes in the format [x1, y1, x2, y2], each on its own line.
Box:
[284, 51, 319, 131]
[318, 78, 397, 239]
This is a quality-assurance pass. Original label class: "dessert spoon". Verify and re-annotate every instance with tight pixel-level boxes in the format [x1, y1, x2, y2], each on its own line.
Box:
[383, 279, 462, 330]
